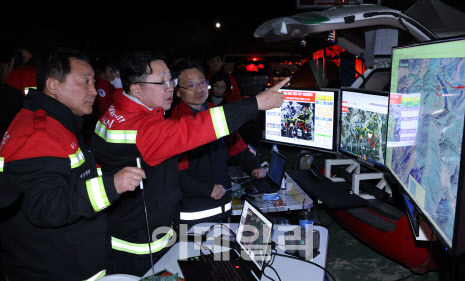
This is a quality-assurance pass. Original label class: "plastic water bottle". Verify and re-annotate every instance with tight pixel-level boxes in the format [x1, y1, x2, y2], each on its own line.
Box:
[272, 144, 279, 153]
[299, 204, 314, 232]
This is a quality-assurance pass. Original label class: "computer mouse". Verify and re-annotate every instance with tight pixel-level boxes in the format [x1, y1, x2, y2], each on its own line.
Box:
[240, 193, 255, 202]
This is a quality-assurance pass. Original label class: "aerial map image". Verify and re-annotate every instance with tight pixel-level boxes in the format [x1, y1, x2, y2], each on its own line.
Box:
[387, 56, 465, 245]
[341, 107, 387, 164]
[280, 101, 315, 140]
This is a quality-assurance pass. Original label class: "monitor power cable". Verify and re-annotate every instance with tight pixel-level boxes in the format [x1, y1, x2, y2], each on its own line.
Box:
[271, 252, 337, 281]
[394, 231, 435, 281]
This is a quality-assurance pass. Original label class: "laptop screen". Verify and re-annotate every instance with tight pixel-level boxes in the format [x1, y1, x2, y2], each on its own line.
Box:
[267, 150, 286, 186]
[236, 199, 274, 276]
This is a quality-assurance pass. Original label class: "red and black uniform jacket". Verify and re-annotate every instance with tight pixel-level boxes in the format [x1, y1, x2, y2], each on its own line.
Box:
[0, 89, 118, 281]
[90, 90, 258, 257]
[4, 64, 37, 96]
[95, 76, 117, 119]
[169, 101, 261, 224]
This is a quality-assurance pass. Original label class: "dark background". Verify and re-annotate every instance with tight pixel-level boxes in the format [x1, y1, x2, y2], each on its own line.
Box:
[1, 0, 463, 62]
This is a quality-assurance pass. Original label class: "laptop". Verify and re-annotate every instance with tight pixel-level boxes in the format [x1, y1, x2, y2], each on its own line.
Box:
[228, 166, 251, 180]
[178, 199, 274, 281]
[242, 150, 286, 194]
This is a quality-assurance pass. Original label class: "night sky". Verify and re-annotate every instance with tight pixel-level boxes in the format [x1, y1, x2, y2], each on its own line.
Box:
[1, 0, 463, 64]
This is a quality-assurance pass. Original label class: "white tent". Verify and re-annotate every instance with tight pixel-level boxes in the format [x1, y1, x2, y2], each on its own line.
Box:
[404, 0, 465, 38]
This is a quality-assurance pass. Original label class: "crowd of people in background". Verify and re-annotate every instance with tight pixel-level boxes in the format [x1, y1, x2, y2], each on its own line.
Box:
[0, 40, 288, 280]
[0, 42, 243, 141]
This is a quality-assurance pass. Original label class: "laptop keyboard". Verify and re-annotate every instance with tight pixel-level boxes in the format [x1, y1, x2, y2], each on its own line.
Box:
[229, 166, 250, 179]
[200, 254, 243, 281]
[245, 178, 279, 194]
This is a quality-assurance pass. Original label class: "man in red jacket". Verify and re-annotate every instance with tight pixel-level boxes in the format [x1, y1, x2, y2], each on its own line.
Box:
[4, 45, 37, 96]
[0, 47, 145, 281]
[91, 50, 288, 276]
[170, 59, 266, 227]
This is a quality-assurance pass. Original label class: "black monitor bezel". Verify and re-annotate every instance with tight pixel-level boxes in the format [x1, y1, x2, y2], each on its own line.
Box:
[387, 36, 465, 256]
[338, 87, 390, 170]
[399, 189, 421, 238]
[238, 198, 275, 279]
[262, 87, 339, 154]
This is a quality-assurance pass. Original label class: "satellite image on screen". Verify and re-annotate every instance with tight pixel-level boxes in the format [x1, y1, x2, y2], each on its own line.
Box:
[280, 101, 315, 140]
[341, 107, 387, 164]
[387, 56, 465, 244]
[240, 209, 272, 267]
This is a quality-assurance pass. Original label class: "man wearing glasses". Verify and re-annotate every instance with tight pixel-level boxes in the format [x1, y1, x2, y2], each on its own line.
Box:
[91, 50, 288, 276]
[169, 59, 266, 229]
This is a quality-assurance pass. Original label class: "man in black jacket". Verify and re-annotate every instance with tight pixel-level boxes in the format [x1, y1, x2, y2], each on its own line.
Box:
[0, 48, 145, 281]
[170, 59, 267, 227]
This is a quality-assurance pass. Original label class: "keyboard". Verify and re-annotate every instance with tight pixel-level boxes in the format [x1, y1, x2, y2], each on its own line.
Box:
[229, 166, 250, 180]
[199, 253, 242, 281]
[244, 178, 280, 194]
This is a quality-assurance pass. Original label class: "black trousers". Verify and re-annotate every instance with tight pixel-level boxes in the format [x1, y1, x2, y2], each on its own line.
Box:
[109, 246, 170, 277]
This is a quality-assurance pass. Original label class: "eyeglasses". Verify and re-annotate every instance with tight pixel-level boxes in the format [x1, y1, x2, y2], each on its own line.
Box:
[178, 80, 209, 90]
[134, 78, 178, 91]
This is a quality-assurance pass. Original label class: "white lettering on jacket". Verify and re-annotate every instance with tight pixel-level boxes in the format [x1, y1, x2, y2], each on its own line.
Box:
[108, 105, 126, 124]
[101, 116, 114, 128]
[80, 169, 91, 179]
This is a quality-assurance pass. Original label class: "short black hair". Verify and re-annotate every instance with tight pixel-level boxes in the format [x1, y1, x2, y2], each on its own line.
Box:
[119, 50, 167, 93]
[171, 59, 205, 80]
[210, 71, 231, 94]
[36, 47, 91, 91]
[92, 51, 122, 74]
[0, 44, 15, 64]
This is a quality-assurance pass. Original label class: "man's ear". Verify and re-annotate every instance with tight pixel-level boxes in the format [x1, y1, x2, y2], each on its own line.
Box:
[105, 66, 113, 81]
[130, 84, 142, 99]
[46, 78, 59, 97]
[175, 88, 181, 98]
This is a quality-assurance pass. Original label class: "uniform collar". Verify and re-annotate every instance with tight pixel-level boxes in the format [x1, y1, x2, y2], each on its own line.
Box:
[24, 89, 83, 136]
[173, 100, 215, 117]
[113, 89, 165, 116]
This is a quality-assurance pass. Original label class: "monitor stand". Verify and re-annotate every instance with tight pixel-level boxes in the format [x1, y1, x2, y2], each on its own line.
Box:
[324, 159, 392, 200]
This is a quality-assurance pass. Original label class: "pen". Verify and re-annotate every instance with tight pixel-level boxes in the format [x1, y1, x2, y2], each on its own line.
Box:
[225, 177, 255, 192]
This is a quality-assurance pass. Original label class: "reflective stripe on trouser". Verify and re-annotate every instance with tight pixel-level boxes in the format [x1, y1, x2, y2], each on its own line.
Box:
[111, 227, 174, 255]
[85, 269, 106, 281]
[180, 201, 232, 221]
[0, 157, 3, 172]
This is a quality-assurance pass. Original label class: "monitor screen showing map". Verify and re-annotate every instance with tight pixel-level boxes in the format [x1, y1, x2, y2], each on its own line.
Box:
[386, 37, 465, 255]
[339, 88, 389, 168]
[264, 88, 337, 151]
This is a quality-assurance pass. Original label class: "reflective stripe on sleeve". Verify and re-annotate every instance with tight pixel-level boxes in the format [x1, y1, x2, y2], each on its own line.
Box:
[111, 227, 174, 255]
[0, 157, 4, 172]
[86, 177, 110, 212]
[85, 269, 106, 281]
[180, 201, 232, 221]
[24, 87, 36, 96]
[69, 148, 85, 169]
[209, 107, 229, 139]
[94, 121, 137, 144]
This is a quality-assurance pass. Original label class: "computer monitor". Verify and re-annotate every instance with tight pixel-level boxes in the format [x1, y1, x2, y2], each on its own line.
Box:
[263, 88, 338, 152]
[237, 199, 274, 278]
[339, 88, 389, 168]
[400, 191, 421, 237]
[386, 37, 465, 256]
[268, 150, 286, 186]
